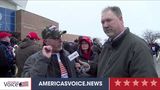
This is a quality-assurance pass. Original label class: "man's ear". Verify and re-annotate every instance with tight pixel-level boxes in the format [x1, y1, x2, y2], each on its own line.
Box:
[119, 16, 123, 21]
[119, 16, 124, 24]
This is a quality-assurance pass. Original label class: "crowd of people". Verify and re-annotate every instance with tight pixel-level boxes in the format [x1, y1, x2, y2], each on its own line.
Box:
[0, 6, 159, 78]
[0, 27, 102, 77]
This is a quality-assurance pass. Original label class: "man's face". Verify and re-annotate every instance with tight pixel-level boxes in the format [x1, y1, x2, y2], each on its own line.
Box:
[44, 37, 62, 53]
[1, 36, 11, 43]
[101, 10, 123, 39]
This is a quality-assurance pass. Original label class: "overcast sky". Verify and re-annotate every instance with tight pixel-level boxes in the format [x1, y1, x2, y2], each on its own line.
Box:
[26, 0, 160, 42]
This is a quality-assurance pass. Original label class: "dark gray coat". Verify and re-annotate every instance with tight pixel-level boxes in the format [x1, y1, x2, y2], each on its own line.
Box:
[15, 39, 41, 77]
[91, 28, 158, 77]
[21, 50, 77, 78]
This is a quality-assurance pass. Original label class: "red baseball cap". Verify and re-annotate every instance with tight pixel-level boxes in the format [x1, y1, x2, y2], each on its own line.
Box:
[26, 32, 41, 40]
[0, 32, 12, 39]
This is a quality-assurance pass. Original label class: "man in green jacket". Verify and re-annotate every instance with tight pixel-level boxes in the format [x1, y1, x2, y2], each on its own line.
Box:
[76, 6, 158, 77]
[15, 32, 42, 77]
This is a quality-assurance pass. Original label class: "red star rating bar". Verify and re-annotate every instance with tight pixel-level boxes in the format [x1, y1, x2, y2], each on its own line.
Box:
[110, 78, 160, 90]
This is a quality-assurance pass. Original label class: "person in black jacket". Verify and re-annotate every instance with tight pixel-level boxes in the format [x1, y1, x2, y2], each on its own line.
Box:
[0, 32, 14, 77]
[92, 38, 102, 55]
[149, 42, 160, 57]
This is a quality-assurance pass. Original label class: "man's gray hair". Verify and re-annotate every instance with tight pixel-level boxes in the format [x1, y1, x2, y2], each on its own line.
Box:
[102, 6, 122, 17]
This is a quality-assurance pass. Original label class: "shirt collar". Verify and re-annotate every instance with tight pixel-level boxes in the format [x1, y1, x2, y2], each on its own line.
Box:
[113, 28, 126, 41]
[107, 27, 130, 47]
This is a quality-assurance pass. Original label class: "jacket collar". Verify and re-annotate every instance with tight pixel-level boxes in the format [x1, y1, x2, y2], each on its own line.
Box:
[0, 41, 10, 46]
[108, 27, 130, 47]
[19, 39, 35, 49]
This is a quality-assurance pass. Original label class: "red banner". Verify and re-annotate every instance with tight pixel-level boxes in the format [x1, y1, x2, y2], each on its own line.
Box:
[110, 78, 160, 90]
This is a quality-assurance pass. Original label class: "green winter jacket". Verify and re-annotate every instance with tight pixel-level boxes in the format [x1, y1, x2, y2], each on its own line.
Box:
[91, 28, 158, 77]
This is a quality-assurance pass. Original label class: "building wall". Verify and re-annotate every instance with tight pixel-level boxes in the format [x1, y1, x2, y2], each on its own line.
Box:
[8, 0, 28, 9]
[0, 7, 16, 32]
[0, 0, 17, 10]
[62, 34, 80, 42]
[0, 0, 84, 42]
[16, 10, 59, 40]
[0, 0, 26, 32]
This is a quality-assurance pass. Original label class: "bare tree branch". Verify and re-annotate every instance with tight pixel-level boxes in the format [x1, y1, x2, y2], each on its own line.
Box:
[143, 30, 160, 43]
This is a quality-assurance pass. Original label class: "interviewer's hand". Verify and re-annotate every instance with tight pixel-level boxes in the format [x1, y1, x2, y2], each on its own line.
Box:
[75, 60, 90, 73]
[75, 62, 81, 72]
[42, 45, 52, 58]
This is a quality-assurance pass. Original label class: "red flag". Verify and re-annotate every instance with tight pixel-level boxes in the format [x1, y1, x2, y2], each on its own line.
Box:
[19, 81, 29, 87]
[110, 78, 160, 90]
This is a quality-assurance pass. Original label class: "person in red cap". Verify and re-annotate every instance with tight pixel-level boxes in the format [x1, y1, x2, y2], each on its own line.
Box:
[26, 32, 41, 40]
[15, 32, 42, 77]
[0, 32, 15, 77]
[0, 32, 12, 42]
